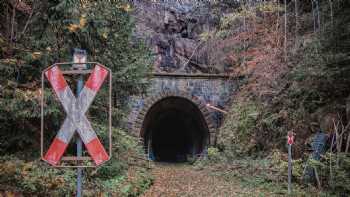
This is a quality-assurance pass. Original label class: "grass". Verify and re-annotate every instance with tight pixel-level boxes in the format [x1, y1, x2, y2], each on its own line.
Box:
[194, 152, 323, 196]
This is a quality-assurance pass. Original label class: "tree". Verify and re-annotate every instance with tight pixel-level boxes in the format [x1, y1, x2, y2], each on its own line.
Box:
[284, 0, 287, 61]
[295, 0, 299, 43]
[0, 0, 152, 153]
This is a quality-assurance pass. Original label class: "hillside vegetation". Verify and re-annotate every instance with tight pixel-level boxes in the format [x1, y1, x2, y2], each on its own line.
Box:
[197, 0, 350, 195]
[0, 0, 350, 196]
[0, 0, 152, 196]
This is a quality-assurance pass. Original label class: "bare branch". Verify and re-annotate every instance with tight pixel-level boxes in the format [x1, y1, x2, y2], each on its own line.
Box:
[18, 0, 37, 41]
[329, 132, 335, 186]
[8, 0, 32, 15]
[182, 41, 205, 68]
[284, 0, 287, 61]
[314, 167, 322, 190]
[346, 132, 350, 153]
[10, 0, 18, 42]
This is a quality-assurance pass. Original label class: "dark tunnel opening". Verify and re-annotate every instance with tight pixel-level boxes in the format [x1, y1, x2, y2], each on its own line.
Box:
[142, 97, 209, 162]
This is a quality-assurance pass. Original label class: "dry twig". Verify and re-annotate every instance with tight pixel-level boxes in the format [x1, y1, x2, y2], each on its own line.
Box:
[18, 0, 37, 41]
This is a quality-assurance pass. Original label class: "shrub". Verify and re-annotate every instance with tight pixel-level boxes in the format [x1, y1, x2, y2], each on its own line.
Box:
[0, 155, 76, 195]
[0, 127, 153, 196]
[307, 153, 350, 195]
[217, 101, 260, 159]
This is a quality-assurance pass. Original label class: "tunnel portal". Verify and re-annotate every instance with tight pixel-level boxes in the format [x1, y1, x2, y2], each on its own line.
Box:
[141, 97, 209, 162]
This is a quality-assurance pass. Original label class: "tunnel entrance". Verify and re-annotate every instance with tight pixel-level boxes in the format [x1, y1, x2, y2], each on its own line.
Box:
[141, 97, 209, 162]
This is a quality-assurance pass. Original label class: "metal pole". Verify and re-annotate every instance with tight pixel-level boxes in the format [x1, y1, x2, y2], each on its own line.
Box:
[288, 144, 292, 195]
[73, 49, 87, 197]
[76, 76, 83, 197]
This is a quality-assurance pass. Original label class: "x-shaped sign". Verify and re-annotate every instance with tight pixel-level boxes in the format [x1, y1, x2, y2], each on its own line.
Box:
[43, 65, 109, 166]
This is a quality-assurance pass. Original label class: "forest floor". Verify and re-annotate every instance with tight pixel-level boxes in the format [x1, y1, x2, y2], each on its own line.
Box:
[141, 163, 283, 197]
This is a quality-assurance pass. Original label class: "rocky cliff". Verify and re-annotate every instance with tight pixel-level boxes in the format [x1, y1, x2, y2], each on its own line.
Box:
[131, 0, 222, 73]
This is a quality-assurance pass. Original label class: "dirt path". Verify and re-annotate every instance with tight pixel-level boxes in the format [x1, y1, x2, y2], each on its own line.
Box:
[141, 163, 253, 197]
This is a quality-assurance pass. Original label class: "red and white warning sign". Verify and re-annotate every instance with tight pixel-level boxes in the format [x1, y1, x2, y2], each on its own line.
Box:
[287, 131, 295, 145]
[43, 64, 110, 166]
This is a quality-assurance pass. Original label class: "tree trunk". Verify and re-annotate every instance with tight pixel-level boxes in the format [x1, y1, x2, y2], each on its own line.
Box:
[284, 0, 287, 61]
[5, 3, 10, 40]
[242, 2, 247, 67]
[276, 0, 280, 47]
[329, 0, 334, 31]
[346, 95, 350, 121]
[345, 133, 350, 153]
[315, 0, 321, 31]
[9, 0, 19, 56]
[312, 0, 316, 33]
[294, 0, 299, 49]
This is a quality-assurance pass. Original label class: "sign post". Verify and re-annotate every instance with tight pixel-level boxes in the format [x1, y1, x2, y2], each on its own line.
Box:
[287, 131, 295, 195]
[73, 49, 87, 197]
[41, 49, 113, 196]
[43, 63, 110, 166]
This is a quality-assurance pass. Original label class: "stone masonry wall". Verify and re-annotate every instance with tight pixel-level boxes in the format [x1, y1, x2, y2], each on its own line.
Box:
[128, 76, 237, 141]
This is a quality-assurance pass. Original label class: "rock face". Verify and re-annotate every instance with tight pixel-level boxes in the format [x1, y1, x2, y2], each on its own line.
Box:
[131, 0, 218, 73]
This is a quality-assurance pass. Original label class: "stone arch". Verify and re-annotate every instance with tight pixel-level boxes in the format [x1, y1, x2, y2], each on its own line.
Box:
[132, 90, 216, 154]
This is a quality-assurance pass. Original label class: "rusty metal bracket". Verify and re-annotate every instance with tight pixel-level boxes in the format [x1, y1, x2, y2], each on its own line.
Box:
[206, 103, 228, 114]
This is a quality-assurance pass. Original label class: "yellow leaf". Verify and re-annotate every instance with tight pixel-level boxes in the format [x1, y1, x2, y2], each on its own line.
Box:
[79, 17, 87, 28]
[102, 32, 108, 39]
[5, 192, 15, 197]
[4, 59, 14, 64]
[68, 24, 79, 32]
[32, 52, 42, 60]
[121, 3, 132, 12]
[36, 89, 42, 99]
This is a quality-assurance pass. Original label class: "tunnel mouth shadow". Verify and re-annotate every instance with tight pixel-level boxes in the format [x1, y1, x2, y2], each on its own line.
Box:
[141, 96, 209, 162]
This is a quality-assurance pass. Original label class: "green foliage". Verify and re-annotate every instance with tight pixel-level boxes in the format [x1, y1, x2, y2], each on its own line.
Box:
[219, 4, 256, 31]
[306, 153, 350, 195]
[199, 30, 215, 42]
[0, 126, 153, 196]
[100, 175, 126, 193]
[0, 155, 76, 195]
[95, 159, 127, 180]
[201, 1, 349, 195]
[92, 125, 141, 180]
[217, 101, 260, 158]
[193, 147, 225, 169]
[288, 1, 350, 113]
[289, 37, 349, 113]
[0, 0, 152, 153]
[207, 147, 221, 161]
[99, 168, 152, 197]
[208, 151, 315, 196]
[255, 1, 282, 13]
[216, 1, 350, 158]
[215, 29, 233, 40]
[120, 169, 153, 197]
[220, 12, 243, 30]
